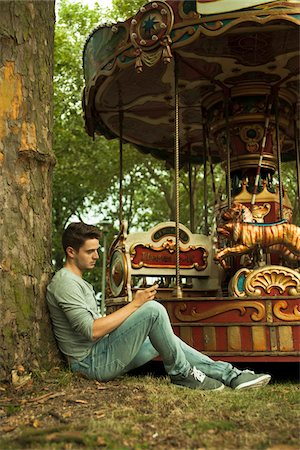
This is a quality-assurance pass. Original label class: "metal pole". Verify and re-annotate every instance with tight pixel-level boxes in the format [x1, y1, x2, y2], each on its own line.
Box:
[174, 56, 182, 298]
[203, 107, 217, 206]
[202, 109, 209, 235]
[294, 104, 300, 219]
[251, 95, 273, 206]
[119, 109, 123, 226]
[100, 222, 109, 317]
[275, 93, 283, 220]
[224, 94, 232, 208]
[188, 143, 195, 233]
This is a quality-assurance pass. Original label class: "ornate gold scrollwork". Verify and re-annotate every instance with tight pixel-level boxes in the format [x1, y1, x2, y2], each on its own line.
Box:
[174, 301, 265, 322]
[230, 266, 300, 298]
[273, 300, 300, 322]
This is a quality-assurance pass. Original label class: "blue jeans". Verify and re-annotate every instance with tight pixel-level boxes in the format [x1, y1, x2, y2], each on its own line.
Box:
[70, 301, 242, 386]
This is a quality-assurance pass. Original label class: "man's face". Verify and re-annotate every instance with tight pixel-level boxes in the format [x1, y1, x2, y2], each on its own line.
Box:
[71, 238, 100, 271]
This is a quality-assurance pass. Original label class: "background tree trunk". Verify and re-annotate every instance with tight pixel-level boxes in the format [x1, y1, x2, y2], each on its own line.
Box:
[0, 1, 59, 380]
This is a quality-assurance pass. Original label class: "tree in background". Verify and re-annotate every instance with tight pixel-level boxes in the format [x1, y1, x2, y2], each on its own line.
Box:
[0, 1, 57, 379]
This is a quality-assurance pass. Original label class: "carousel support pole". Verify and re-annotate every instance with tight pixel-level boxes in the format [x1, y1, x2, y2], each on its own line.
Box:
[174, 55, 182, 298]
[274, 91, 284, 220]
[207, 133, 217, 206]
[100, 221, 110, 316]
[294, 103, 300, 219]
[188, 143, 195, 233]
[251, 95, 273, 206]
[119, 109, 124, 226]
[202, 108, 209, 235]
[203, 107, 217, 206]
[224, 92, 232, 208]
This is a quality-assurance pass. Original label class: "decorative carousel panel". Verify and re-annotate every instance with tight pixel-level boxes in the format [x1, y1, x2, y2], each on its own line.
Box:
[172, 299, 266, 323]
[161, 296, 299, 360]
[230, 266, 300, 298]
[125, 221, 216, 278]
[196, 0, 276, 15]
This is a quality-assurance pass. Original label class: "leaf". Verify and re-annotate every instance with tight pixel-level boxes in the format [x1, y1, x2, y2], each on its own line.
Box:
[96, 436, 106, 446]
[11, 369, 32, 389]
[31, 419, 41, 428]
[94, 412, 105, 419]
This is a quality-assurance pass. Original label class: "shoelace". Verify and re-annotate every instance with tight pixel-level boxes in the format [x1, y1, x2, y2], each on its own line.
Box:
[191, 366, 206, 383]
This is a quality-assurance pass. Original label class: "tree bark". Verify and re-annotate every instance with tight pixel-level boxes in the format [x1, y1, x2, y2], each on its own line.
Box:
[0, 1, 59, 380]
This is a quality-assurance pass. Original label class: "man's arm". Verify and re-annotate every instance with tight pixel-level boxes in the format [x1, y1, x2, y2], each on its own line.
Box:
[92, 284, 158, 340]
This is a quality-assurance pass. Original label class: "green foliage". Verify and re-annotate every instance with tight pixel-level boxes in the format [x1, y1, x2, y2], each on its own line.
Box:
[110, 0, 146, 21]
[282, 161, 299, 225]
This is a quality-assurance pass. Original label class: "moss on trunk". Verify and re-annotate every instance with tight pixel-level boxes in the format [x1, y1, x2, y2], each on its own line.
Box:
[0, 0, 61, 380]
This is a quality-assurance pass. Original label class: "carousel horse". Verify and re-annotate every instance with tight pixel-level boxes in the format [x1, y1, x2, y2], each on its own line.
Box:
[215, 203, 300, 269]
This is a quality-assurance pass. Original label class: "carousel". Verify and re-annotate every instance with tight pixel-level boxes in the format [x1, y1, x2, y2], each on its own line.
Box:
[82, 0, 300, 362]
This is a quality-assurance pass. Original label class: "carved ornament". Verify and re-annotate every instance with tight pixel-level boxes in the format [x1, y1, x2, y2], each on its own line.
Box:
[273, 300, 300, 321]
[230, 266, 300, 297]
[174, 301, 265, 322]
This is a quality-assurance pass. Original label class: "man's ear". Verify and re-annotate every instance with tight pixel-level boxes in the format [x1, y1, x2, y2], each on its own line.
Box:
[66, 246, 76, 259]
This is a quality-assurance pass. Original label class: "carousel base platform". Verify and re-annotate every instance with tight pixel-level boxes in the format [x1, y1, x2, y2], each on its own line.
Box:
[106, 294, 300, 363]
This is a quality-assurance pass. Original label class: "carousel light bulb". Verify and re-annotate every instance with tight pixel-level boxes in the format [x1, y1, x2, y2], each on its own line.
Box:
[152, 34, 158, 41]
[111, 26, 118, 33]
[131, 33, 137, 39]
[131, 19, 137, 25]
[152, 3, 158, 8]
[140, 6, 146, 12]
[160, 22, 167, 28]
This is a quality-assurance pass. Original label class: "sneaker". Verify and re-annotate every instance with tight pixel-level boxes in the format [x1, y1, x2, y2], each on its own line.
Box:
[171, 366, 225, 391]
[231, 370, 271, 390]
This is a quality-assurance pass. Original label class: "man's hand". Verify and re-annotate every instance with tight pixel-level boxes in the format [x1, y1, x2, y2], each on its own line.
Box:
[92, 284, 159, 340]
[132, 284, 159, 308]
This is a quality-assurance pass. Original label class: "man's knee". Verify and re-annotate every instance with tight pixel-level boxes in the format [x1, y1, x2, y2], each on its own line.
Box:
[141, 300, 168, 319]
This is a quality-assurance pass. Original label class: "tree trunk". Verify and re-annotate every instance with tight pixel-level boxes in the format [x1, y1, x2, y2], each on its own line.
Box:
[0, 1, 59, 380]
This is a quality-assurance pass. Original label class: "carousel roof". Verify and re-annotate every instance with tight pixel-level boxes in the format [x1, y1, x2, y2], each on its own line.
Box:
[82, 0, 300, 165]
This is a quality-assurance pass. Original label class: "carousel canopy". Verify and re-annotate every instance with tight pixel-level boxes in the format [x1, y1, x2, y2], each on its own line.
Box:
[83, 0, 300, 166]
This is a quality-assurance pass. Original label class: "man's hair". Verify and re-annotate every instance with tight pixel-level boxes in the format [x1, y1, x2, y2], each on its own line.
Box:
[62, 222, 101, 253]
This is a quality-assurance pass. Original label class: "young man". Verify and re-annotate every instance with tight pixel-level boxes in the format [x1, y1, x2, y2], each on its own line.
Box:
[47, 222, 271, 391]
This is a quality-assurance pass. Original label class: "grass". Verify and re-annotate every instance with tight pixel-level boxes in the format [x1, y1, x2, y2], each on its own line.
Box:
[0, 370, 299, 449]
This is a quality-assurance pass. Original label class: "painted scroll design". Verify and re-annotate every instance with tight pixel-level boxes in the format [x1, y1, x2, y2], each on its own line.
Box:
[174, 301, 265, 322]
[273, 300, 300, 322]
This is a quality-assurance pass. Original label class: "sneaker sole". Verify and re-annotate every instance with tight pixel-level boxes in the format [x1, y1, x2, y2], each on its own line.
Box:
[234, 374, 271, 390]
[174, 383, 225, 392]
[213, 383, 225, 392]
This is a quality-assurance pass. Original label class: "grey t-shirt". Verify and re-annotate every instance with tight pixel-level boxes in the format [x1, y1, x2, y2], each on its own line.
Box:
[46, 268, 101, 362]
